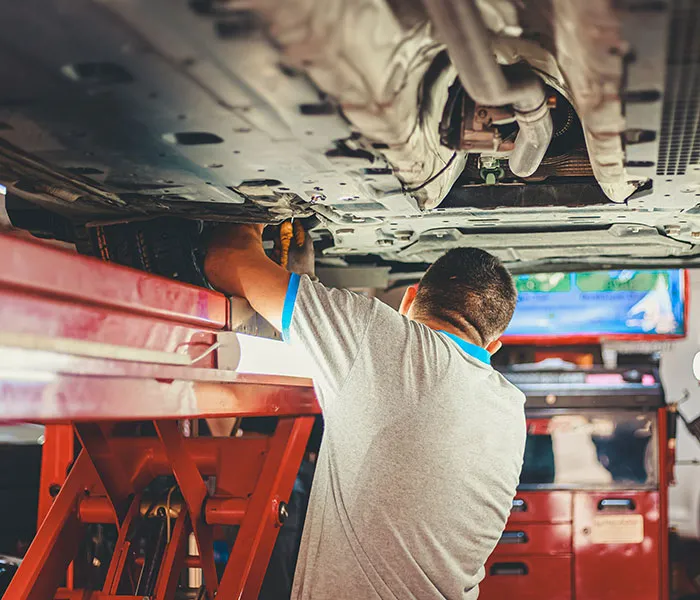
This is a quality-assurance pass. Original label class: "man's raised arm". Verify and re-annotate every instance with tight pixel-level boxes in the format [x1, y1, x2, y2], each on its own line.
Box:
[204, 224, 290, 332]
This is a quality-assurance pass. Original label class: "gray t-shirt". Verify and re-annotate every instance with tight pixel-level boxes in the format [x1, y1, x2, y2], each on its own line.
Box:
[283, 275, 526, 600]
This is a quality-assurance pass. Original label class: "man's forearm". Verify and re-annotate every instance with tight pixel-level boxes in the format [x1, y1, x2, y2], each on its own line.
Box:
[205, 224, 266, 297]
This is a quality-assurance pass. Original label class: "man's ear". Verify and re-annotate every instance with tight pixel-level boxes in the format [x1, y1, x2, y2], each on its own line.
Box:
[486, 339, 503, 355]
[399, 285, 418, 316]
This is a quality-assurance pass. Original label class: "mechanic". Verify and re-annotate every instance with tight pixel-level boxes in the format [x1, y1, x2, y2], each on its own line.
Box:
[204, 223, 526, 600]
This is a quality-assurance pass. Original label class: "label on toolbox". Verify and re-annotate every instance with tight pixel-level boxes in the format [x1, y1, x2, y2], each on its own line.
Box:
[590, 514, 644, 544]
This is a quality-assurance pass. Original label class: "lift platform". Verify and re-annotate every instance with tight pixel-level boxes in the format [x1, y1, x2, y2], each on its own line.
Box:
[0, 233, 320, 600]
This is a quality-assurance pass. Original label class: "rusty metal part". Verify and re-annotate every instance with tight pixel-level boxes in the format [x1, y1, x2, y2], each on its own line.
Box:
[460, 130, 512, 153]
[460, 103, 516, 154]
[473, 105, 516, 128]
[421, 0, 554, 177]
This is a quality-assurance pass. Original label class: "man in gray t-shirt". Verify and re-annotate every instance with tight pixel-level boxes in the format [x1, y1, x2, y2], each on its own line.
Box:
[205, 224, 526, 599]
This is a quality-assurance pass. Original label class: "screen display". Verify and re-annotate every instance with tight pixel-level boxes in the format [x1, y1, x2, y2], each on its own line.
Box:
[504, 269, 686, 339]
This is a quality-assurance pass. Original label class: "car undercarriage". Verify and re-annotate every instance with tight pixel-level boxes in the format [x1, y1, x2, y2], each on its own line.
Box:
[0, 0, 698, 283]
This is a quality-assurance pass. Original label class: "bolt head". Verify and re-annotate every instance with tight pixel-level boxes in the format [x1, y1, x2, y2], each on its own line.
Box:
[278, 501, 289, 525]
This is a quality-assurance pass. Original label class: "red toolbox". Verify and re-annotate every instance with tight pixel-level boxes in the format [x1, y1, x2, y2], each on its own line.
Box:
[479, 368, 671, 600]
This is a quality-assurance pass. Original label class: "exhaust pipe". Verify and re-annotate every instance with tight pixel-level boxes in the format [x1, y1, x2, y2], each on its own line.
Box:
[422, 0, 553, 177]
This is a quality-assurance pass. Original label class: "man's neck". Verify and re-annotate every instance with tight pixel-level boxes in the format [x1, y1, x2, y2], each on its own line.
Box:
[413, 316, 483, 348]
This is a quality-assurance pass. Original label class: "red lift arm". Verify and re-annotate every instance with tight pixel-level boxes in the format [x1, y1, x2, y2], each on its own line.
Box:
[0, 234, 320, 600]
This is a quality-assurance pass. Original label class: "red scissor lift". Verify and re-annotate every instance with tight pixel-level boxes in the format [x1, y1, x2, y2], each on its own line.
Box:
[0, 234, 320, 600]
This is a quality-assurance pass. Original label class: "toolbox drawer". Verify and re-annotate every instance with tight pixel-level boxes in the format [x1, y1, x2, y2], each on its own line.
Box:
[508, 491, 573, 523]
[492, 522, 572, 556]
[479, 555, 572, 600]
[573, 491, 662, 600]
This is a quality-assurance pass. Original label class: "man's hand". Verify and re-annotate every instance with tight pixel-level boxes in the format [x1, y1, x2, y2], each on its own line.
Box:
[208, 223, 264, 256]
[285, 220, 316, 279]
[205, 223, 265, 292]
[204, 223, 290, 331]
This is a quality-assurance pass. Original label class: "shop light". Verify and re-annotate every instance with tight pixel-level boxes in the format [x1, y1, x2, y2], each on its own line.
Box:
[693, 352, 700, 381]
[235, 333, 313, 379]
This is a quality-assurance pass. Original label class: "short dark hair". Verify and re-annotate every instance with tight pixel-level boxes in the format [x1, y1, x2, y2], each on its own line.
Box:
[413, 247, 517, 344]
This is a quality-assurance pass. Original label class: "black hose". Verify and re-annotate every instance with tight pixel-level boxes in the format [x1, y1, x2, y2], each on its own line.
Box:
[136, 513, 168, 596]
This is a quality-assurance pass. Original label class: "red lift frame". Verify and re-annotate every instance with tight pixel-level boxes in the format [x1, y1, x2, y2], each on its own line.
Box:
[0, 234, 320, 600]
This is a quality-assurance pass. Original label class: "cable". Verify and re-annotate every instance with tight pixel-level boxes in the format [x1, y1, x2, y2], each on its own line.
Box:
[148, 485, 177, 542]
[165, 486, 176, 542]
[403, 152, 457, 194]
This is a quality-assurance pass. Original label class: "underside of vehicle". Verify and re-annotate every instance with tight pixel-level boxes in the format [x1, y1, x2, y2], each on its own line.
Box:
[0, 0, 698, 284]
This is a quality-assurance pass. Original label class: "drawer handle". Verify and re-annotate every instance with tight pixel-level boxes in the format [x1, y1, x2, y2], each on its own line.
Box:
[511, 498, 527, 513]
[499, 530, 529, 545]
[598, 498, 636, 511]
[490, 562, 529, 576]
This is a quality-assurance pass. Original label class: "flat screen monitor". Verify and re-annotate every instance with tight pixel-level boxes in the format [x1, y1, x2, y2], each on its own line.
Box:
[502, 269, 687, 343]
